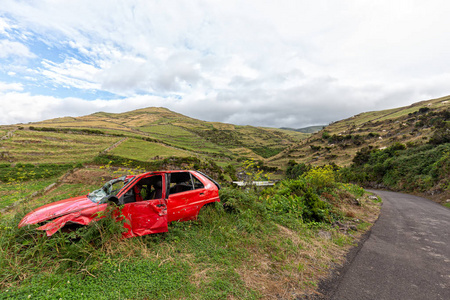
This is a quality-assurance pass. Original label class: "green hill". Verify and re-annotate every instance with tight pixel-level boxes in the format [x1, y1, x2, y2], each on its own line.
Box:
[0, 107, 308, 167]
[269, 95, 450, 168]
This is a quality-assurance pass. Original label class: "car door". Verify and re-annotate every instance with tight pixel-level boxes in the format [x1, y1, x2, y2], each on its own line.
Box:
[167, 172, 209, 222]
[120, 175, 168, 237]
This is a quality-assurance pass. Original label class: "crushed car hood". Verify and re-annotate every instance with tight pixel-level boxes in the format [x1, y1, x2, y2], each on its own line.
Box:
[19, 196, 98, 227]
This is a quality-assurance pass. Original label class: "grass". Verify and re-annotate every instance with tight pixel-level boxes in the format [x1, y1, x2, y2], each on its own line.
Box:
[139, 124, 231, 155]
[110, 138, 191, 160]
[1, 259, 193, 300]
[0, 166, 380, 299]
[139, 124, 192, 136]
[0, 178, 56, 209]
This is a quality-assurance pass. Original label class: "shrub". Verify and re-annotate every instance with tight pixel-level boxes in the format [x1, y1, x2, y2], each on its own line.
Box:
[310, 145, 322, 152]
[302, 165, 336, 191]
[429, 126, 450, 145]
[261, 176, 336, 223]
[219, 187, 262, 214]
[418, 107, 430, 114]
[286, 162, 311, 179]
[352, 147, 374, 165]
[342, 142, 450, 192]
[367, 132, 380, 138]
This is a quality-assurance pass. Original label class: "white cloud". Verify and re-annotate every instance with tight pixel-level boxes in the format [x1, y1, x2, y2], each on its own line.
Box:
[0, 1, 450, 127]
[0, 17, 13, 36]
[1, 73, 445, 127]
[0, 82, 23, 92]
[0, 40, 35, 58]
[40, 58, 101, 90]
[0, 92, 159, 125]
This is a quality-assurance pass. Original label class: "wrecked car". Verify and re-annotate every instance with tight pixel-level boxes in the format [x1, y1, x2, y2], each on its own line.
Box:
[19, 170, 220, 238]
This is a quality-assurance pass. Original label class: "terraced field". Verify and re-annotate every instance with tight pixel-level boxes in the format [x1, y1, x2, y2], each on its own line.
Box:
[0, 130, 122, 163]
[0, 107, 307, 168]
[109, 138, 191, 161]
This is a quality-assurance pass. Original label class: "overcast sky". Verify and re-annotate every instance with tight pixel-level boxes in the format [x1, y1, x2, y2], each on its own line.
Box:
[1, 1, 450, 128]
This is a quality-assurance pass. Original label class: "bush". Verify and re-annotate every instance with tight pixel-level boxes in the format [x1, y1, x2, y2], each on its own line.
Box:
[219, 187, 263, 214]
[429, 126, 450, 145]
[286, 162, 311, 179]
[342, 142, 450, 192]
[302, 165, 336, 191]
[262, 175, 335, 223]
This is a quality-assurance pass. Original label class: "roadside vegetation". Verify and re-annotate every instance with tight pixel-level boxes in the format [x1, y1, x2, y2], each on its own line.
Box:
[0, 163, 380, 299]
[340, 141, 450, 205]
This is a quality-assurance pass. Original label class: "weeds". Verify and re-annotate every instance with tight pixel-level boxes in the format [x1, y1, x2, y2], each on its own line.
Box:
[0, 165, 377, 299]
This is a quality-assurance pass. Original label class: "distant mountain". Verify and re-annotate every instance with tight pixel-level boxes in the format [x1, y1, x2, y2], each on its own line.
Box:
[281, 125, 325, 134]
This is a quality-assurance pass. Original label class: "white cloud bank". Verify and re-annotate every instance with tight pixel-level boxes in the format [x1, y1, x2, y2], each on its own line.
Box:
[0, 1, 450, 127]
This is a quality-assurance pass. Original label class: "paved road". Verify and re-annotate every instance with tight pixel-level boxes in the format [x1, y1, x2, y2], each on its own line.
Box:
[331, 190, 450, 300]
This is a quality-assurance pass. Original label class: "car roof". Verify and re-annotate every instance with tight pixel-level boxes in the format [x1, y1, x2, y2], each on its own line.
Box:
[135, 170, 198, 177]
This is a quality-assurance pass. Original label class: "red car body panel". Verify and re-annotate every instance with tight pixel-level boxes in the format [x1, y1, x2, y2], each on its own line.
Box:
[18, 170, 220, 238]
[121, 198, 168, 238]
[167, 172, 219, 222]
[18, 196, 100, 227]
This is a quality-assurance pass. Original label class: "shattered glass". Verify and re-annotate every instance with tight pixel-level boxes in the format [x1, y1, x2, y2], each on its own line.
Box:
[87, 176, 133, 203]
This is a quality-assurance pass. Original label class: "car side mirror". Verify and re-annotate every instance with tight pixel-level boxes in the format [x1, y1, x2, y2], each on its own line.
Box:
[107, 195, 120, 205]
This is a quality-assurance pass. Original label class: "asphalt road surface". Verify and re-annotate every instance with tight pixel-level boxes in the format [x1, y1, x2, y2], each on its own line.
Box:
[330, 190, 450, 300]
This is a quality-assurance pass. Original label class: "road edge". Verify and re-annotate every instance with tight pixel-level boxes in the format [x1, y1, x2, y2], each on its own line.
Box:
[299, 192, 383, 299]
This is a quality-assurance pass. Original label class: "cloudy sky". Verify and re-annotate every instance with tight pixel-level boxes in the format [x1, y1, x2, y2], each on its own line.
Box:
[1, 1, 450, 128]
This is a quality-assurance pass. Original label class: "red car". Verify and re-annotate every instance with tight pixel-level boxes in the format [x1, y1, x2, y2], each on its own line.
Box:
[19, 170, 220, 238]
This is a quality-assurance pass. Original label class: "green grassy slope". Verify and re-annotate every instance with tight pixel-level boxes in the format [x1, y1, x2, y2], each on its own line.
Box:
[0, 107, 308, 168]
[270, 95, 450, 168]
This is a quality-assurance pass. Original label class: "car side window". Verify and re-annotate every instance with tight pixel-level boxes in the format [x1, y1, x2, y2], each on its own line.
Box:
[138, 175, 163, 200]
[121, 175, 163, 203]
[121, 188, 136, 204]
[168, 172, 204, 195]
[192, 174, 204, 189]
[146, 175, 163, 200]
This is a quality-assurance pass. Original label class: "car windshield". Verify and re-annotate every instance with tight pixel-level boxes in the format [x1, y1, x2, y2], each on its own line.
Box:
[87, 176, 133, 203]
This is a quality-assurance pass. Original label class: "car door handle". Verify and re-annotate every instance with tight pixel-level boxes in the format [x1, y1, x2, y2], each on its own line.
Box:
[199, 192, 204, 195]
[156, 204, 165, 207]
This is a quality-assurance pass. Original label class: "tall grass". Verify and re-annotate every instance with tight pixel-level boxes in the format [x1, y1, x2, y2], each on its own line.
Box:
[1, 166, 376, 299]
